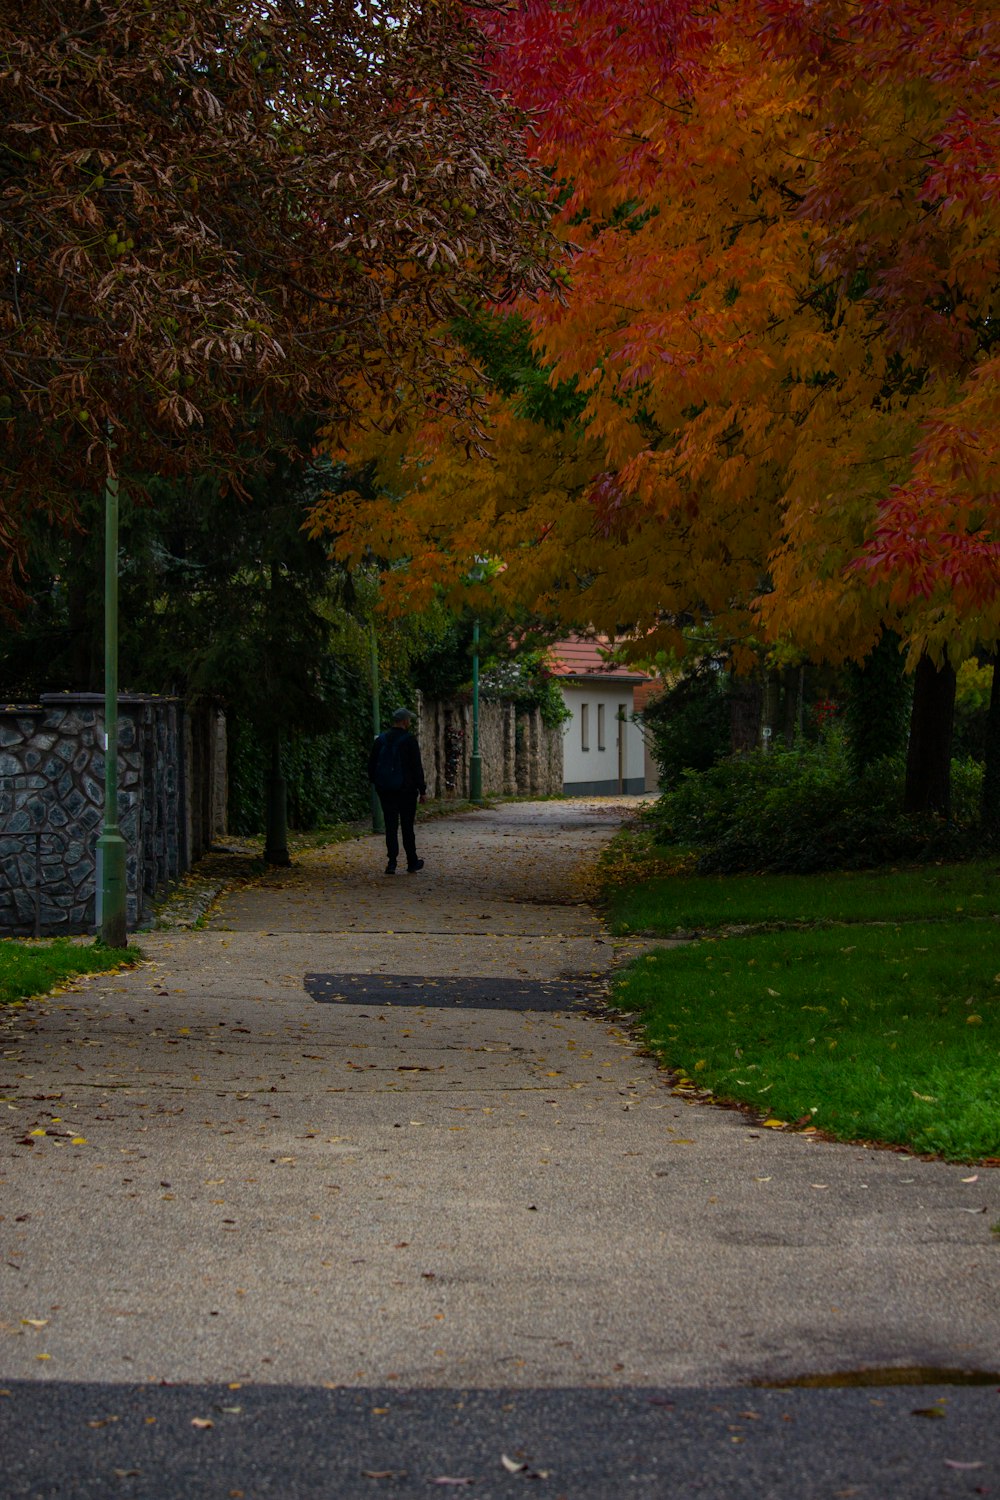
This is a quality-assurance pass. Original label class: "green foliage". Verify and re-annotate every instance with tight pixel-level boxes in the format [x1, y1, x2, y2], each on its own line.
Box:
[0, 938, 136, 1005]
[480, 647, 570, 729]
[647, 737, 976, 874]
[640, 664, 730, 784]
[227, 659, 413, 835]
[842, 630, 912, 776]
[612, 920, 1000, 1161]
[452, 310, 585, 429]
[953, 658, 994, 761]
[604, 848, 1000, 935]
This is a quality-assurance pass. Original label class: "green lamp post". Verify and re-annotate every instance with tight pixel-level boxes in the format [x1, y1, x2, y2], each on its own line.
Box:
[466, 555, 491, 804]
[469, 614, 483, 803]
[96, 455, 127, 947]
[370, 624, 384, 834]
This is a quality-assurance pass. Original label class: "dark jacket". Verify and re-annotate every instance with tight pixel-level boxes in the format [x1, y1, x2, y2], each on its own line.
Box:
[368, 727, 427, 795]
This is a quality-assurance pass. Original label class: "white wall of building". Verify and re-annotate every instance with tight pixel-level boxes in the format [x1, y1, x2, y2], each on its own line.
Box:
[561, 682, 646, 794]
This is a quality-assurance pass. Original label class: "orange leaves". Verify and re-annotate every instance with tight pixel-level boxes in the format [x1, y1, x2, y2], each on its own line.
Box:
[314, 0, 1000, 664]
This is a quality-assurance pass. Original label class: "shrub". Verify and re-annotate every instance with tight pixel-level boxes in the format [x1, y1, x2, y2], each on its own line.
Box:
[641, 664, 731, 785]
[646, 738, 976, 874]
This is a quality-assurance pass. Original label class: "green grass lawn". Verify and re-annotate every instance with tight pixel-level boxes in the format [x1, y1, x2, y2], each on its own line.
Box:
[606, 856, 1000, 934]
[0, 938, 136, 1005]
[605, 846, 1000, 1161]
[613, 921, 1000, 1161]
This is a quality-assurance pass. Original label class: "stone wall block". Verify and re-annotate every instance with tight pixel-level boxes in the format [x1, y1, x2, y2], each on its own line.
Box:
[0, 753, 21, 777]
[82, 774, 103, 804]
[2, 693, 221, 935]
[13, 887, 37, 922]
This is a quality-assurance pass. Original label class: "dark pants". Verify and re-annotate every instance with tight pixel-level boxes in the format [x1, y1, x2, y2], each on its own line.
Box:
[378, 788, 419, 867]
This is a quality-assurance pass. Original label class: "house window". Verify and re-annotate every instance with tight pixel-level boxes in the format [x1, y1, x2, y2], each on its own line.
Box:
[597, 703, 606, 751]
[581, 703, 590, 751]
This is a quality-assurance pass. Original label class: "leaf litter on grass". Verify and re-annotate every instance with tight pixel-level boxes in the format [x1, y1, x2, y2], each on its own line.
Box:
[612, 919, 1000, 1160]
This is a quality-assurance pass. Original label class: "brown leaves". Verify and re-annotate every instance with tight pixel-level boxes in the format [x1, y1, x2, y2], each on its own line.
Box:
[0, 0, 555, 605]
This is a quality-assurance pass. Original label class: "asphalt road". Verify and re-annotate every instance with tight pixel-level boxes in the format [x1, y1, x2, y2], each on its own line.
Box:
[3, 1380, 999, 1499]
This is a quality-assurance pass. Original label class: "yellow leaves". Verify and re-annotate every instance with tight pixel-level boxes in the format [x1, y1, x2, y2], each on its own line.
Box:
[761, 1118, 787, 1129]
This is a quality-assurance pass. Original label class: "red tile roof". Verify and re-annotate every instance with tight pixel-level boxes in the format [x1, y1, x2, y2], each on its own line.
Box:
[547, 637, 651, 683]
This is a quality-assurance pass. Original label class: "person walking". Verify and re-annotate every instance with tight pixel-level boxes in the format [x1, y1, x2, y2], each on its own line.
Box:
[368, 707, 427, 874]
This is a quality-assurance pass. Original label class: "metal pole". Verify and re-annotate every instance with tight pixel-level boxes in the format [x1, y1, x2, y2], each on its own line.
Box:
[263, 732, 290, 866]
[369, 626, 384, 833]
[33, 830, 41, 941]
[469, 617, 483, 802]
[96, 455, 127, 947]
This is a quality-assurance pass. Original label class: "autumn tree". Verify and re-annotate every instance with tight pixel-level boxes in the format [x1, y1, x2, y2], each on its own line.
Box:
[321, 0, 999, 817]
[0, 0, 553, 607]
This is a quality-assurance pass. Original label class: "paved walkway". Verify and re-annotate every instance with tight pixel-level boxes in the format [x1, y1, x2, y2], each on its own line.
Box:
[3, 799, 998, 1401]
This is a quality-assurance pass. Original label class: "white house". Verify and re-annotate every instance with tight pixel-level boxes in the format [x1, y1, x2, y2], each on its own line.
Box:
[548, 639, 651, 795]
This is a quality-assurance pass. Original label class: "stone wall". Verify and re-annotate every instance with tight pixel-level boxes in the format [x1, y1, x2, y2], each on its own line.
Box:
[0, 695, 225, 936]
[416, 696, 564, 800]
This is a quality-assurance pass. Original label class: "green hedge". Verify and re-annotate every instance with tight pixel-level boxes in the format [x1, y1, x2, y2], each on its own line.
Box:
[646, 737, 980, 874]
[227, 661, 411, 835]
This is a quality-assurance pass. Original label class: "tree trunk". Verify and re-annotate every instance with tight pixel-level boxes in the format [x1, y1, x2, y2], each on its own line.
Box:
[781, 665, 804, 748]
[760, 670, 780, 752]
[903, 652, 956, 816]
[843, 630, 911, 777]
[980, 657, 1000, 840]
[263, 733, 290, 866]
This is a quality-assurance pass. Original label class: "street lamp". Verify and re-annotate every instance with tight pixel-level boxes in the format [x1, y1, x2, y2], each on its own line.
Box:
[469, 614, 483, 803]
[96, 450, 127, 947]
[467, 557, 488, 804]
[370, 623, 384, 833]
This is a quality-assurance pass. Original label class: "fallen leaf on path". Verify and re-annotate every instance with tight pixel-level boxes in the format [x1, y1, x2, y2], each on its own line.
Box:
[21, 1319, 48, 1329]
[429, 1479, 475, 1487]
[944, 1460, 983, 1470]
[961, 1175, 979, 1183]
[191, 1417, 214, 1430]
[501, 1455, 527, 1473]
[912, 1408, 946, 1419]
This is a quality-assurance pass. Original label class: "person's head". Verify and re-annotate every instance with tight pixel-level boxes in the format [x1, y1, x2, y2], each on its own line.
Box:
[392, 707, 413, 729]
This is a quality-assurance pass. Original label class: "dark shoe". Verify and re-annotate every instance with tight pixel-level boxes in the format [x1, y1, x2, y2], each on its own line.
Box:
[385, 860, 397, 875]
[406, 859, 424, 873]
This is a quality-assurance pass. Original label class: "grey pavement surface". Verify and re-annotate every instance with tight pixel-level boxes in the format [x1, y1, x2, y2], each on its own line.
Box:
[2, 799, 999, 1496]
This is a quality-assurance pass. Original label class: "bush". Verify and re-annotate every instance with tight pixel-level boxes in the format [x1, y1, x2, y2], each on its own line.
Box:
[641, 665, 731, 785]
[227, 658, 401, 835]
[480, 648, 570, 729]
[646, 737, 976, 874]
